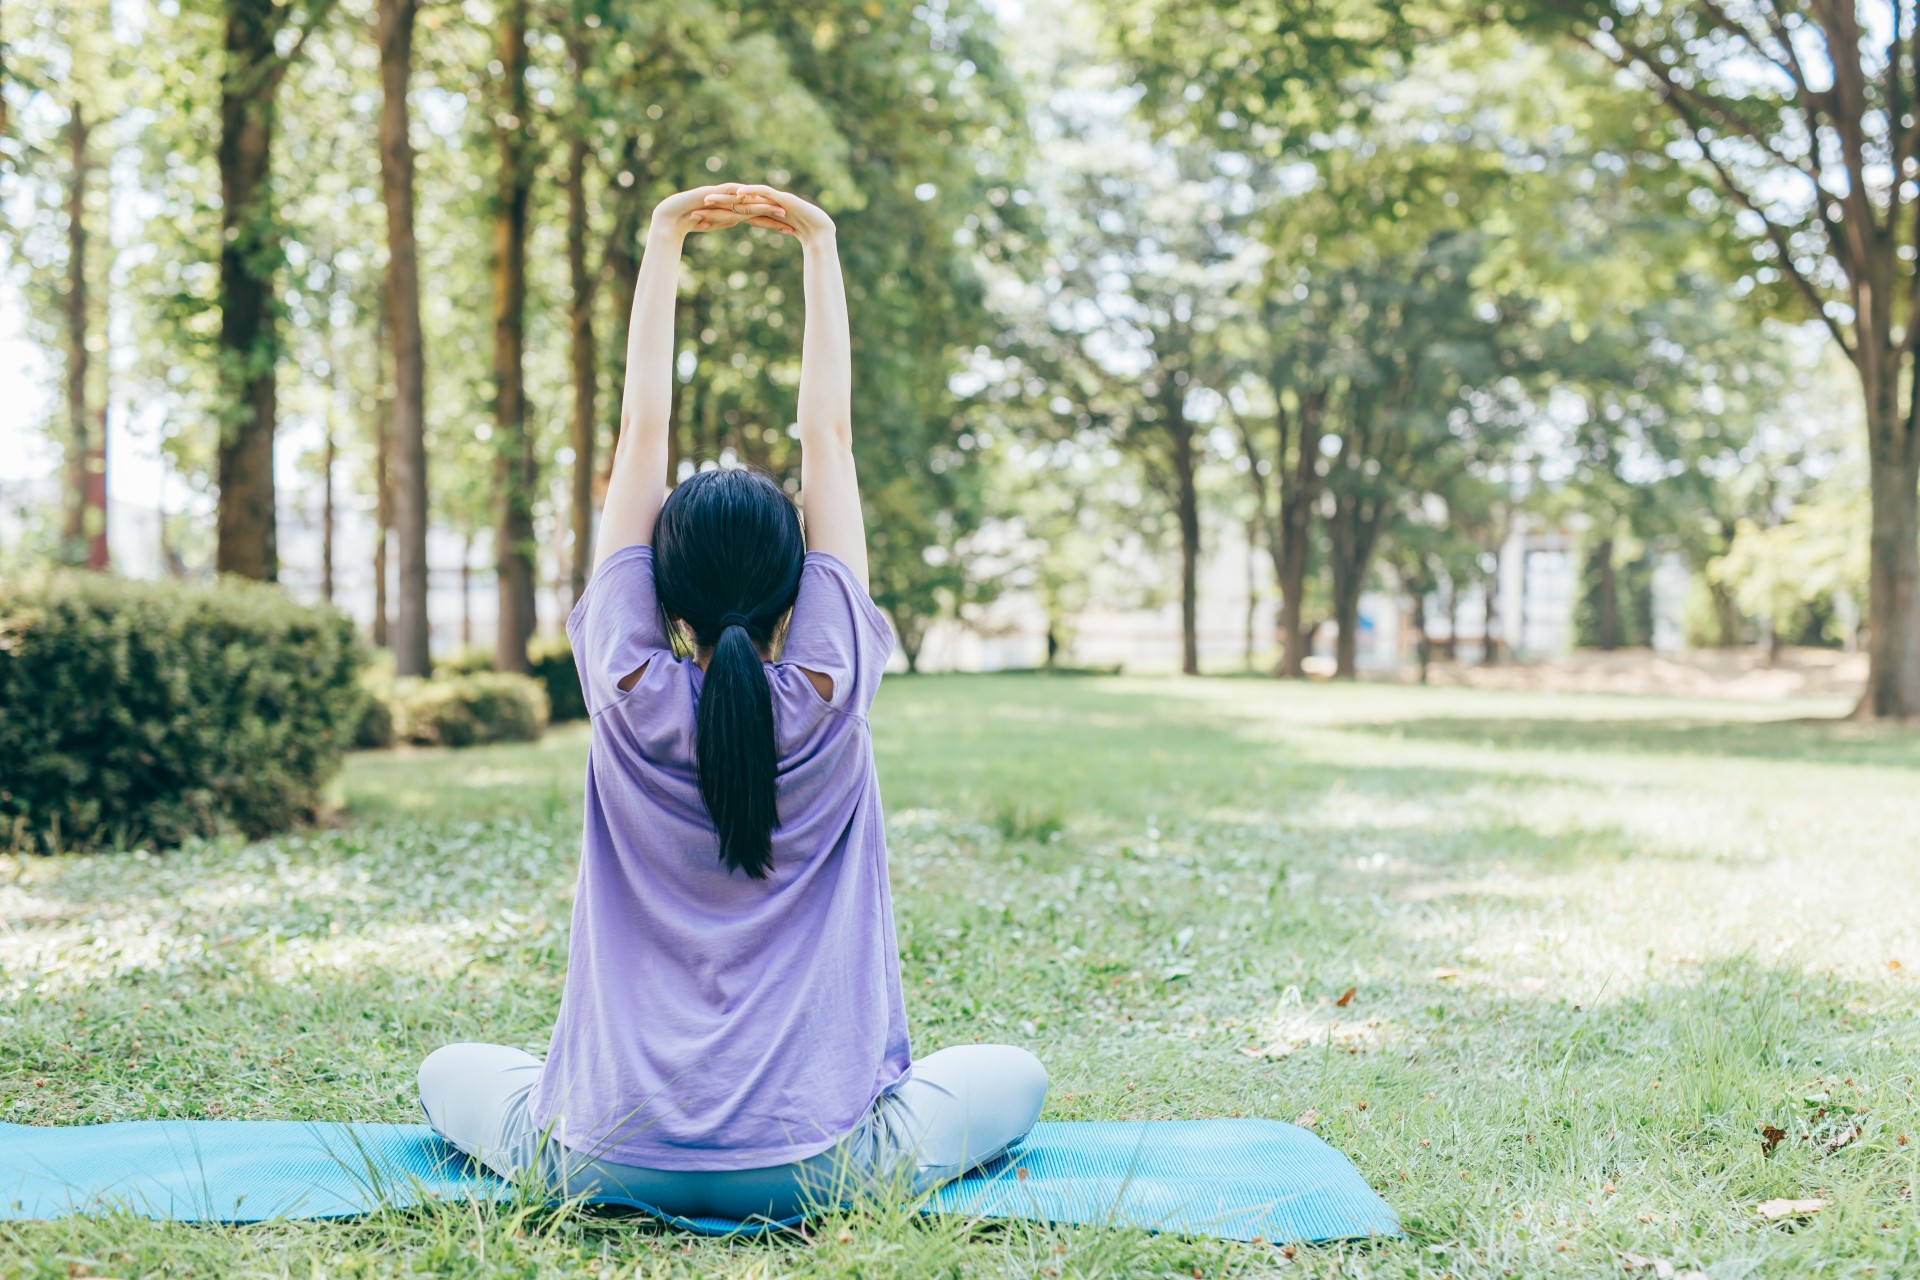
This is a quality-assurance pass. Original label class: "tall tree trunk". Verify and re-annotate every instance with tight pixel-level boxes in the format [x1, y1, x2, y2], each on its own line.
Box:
[1167, 393, 1200, 677]
[373, 394, 390, 647]
[320, 348, 336, 600]
[601, 133, 642, 492]
[1271, 389, 1326, 679]
[62, 101, 104, 570]
[1481, 533, 1505, 666]
[1862, 357, 1920, 717]
[1595, 535, 1620, 651]
[565, 28, 597, 604]
[378, 0, 431, 674]
[1243, 516, 1258, 671]
[1328, 491, 1384, 680]
[460, 531, 474, 647]
[215, 0, 283, 580]
[491, 0, 536, 674]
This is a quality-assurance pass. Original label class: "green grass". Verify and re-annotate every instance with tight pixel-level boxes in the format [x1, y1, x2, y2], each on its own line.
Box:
[4, 675, 1919, 1277]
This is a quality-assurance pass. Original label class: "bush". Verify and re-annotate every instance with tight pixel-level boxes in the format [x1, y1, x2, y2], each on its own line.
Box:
[529, 634, 587, 722]
[390, 672, 549, 747]
[0, 571, 365, 851]
[351, 653, 398, 749]
[433, 645, 494, 678]
[433, 636, 585, 722]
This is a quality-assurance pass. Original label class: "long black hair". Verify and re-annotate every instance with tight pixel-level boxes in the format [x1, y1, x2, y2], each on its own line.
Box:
[651, 467, 806, 878]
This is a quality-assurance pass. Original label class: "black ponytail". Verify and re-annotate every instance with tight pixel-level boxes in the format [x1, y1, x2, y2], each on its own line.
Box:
[651, 468, 805, 878]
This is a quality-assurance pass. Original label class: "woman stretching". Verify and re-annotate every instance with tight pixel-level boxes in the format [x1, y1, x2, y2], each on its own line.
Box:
[416, 183, 1046, 1221]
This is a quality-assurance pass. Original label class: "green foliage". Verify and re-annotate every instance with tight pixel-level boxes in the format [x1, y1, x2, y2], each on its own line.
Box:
[1714, 483, 1869, 651]
[0, 571, 363, 851]
[390, 672, 550, 748]
[528, 634, 587, 723]
[431, 637, 582, 721]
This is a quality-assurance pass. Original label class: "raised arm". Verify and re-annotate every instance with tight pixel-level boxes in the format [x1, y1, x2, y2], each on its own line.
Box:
[592, 185, 791, 566]
[704, 185, 868, 589]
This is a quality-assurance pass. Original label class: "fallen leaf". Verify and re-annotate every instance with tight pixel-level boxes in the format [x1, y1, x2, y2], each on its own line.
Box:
[1619, 1252, 1676, 1278]
[1825, 1125, 1861, 1153]
[1756, 1197, 1826, 1220]
[1889, 959, 1903, 971]
[1430, 967, 1461, 981]
[1761, 1125, 1787, 1156]
[1294, 1109, 1320, 1129]
[1334, 986, 1357, 1007]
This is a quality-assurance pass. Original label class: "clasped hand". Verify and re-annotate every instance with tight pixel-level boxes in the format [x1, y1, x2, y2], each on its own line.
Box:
[651, 183, 835, 246]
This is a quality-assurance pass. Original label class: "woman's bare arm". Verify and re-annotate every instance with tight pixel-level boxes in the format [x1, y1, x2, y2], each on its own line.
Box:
[593, 185, 792, 566]
[704, 185, 868, 589]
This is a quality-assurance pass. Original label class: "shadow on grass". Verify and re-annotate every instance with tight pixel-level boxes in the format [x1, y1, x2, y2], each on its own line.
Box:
[1350, 714, 1920, 769]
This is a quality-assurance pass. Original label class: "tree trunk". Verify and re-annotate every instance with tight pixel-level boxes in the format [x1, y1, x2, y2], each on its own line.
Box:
[491, 0, 536, 674]
[565, 32, 597, 604]
[378, 0, 431, 675]
[1328, 490, 1384, 680]
[1167, 395, 1200, 676]
[215, 0, 282, 580]
[1481, 541, 1504, 666]
[320, 356, 335, 601]
[373, 395, 390, 647]
[1408, 577, 1432, 685]
[62, 101, 105, 570]
[1861, 359, 1920, 717]
[1595, 536, 1620, 651]
[460, 532, 474, 648]
[602, 132, 642, 492]
[1243, 516, 1258, 671]
[1271, 388, 1326, 679]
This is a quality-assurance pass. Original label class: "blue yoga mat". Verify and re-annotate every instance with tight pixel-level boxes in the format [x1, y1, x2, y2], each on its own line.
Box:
[0, 1118, 1399, 1244]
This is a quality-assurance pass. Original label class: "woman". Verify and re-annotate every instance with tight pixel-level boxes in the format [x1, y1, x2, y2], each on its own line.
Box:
[416, 183, 1047, 1222]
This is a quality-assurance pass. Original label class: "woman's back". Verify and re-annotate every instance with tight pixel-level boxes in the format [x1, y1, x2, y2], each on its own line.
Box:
[529, 544, 909, 1170]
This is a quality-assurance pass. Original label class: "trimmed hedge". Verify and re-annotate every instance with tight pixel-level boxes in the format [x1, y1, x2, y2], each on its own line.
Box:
[529, 635, 587, 722]
[390, 672, 549, 747]
[435, 636, 586, 723]
[0, 571, 364, 852]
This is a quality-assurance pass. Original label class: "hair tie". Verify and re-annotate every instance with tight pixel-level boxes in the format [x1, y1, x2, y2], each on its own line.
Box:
[718, 612, 752, 632]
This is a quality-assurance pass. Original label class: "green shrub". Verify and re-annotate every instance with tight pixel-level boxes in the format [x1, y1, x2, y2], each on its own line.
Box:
[390, 672, 549, 747]
[529, 634, 587, 722]
[433, 645, 494, 678]
[434, 637, 584, 722]
[0, 571, 365, 851]
[351, 653, 398, 749]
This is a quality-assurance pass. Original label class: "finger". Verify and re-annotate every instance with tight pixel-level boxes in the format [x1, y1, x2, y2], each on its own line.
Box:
[747, 216, 797, 233]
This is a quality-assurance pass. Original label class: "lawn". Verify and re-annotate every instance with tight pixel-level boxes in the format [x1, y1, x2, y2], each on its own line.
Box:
[3, 675, 1918, 1278]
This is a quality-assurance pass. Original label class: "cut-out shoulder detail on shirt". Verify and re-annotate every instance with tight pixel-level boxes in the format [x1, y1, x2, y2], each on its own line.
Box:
[796, 666, 834, 703]
[616, 659, 651, 693]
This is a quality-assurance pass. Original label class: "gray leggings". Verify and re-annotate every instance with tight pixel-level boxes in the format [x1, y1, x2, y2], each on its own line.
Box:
[417, 1042, 1048, 1222]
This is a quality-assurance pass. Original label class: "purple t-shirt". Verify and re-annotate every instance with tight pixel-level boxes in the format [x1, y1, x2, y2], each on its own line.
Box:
[528, 544, 911, 1170]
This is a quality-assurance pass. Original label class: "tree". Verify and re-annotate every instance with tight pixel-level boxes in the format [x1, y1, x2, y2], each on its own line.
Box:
[1509, 0, 1920, 715]
[562, 0, 596, 606]
[376, 0, 430, 674]
[214, 0, 334, 580]
[61, 98, 107, 570]
[490, 0, 536, 673]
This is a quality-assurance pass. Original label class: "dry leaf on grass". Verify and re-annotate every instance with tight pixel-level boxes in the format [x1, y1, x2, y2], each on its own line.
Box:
[1761, 1124, 1787, 1156]
[1430, 967, 1461, 981]
[1619, 1252, 1675, 1278]
[1334, 986, 1356, 1007]
[1293, 1109, 1320, 1129]
[1756, 1197, 1827, 1220]
[1824, 1125, 1860, 1152]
